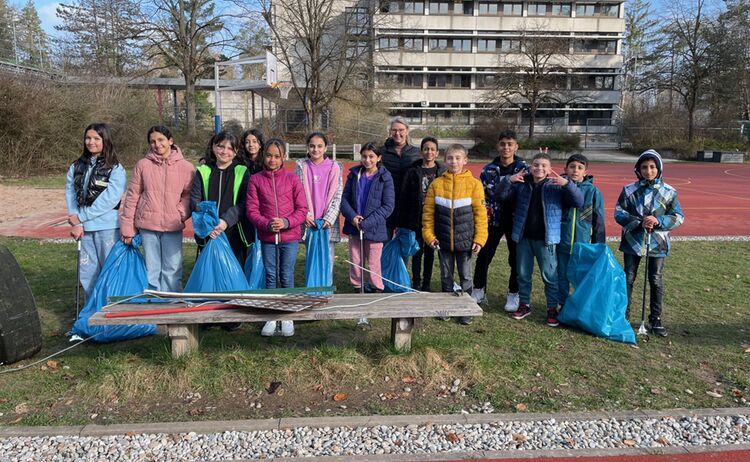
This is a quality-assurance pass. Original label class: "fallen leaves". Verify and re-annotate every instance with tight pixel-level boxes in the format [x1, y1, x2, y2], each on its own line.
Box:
[515, 403, 527, 412]
[655, 436, 670, 446]
[446, 432, 464, 443]
[623, 439, 637, 446]
[187, 408, 203, 416]
[512, 433, 528, 444]
[401, 376, 416, 384]
[706, 390, 723, 398]
[332, 393, 348, 402]
[730, 388, 743, 398]
[14, 403, 29, 414]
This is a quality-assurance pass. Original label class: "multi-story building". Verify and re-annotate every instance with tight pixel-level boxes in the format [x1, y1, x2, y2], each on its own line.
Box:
[371, 0, 624, 133]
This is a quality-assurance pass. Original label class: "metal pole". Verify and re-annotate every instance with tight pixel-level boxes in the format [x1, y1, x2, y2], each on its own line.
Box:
[214, 63, 221, 134]
[11, 14, 19, 64]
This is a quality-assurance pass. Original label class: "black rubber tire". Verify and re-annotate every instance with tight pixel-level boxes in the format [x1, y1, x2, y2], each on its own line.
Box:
[0, 244, 42, 365]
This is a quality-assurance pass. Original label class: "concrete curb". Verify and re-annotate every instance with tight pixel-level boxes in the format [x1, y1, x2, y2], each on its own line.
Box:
[2, 406, 747, 438]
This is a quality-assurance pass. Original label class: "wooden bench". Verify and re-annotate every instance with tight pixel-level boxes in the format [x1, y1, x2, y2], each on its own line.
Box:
[89, 292, 482, 358]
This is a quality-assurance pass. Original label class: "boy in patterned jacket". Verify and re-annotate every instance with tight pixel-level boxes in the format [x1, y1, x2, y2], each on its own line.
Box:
[557, 154, 606, 308]
[471, 130, 526, 312]
[615, 149, 684, 337]
[423, 144, 488, 325]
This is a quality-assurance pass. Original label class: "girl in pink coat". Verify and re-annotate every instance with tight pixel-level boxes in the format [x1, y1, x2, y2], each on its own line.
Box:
[121, 126, 195, 292]
[246, 138, 308, 337]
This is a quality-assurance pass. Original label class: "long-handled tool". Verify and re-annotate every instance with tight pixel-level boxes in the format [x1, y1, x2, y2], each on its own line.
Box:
[272, 169, 282, 333]
[75, 239, 82, 320]
[637, 231, 651, 336]
[359, 228, 365, 294]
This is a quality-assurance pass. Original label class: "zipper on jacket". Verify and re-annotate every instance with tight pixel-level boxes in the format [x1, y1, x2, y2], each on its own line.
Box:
[218, 169, 224, 213]
[162, 158, 168, 229]
[450, 173, 455, 252]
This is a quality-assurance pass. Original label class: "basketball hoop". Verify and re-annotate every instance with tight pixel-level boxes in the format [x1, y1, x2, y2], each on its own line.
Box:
[271, 82, 292, 100]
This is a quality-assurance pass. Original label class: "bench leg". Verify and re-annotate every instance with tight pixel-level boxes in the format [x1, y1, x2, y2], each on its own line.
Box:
[168, 324, 199, 358]
[391, 317, 414, 352]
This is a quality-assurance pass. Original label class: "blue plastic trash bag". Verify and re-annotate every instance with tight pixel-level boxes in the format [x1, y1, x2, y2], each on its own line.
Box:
[244, 236, 265, 289]
[557, 243, 636, 344]
[305, 219, 332, 294]
[71, 234, 157, 342]
[381, 228, 420, 292]
[185, 201, 250, 292]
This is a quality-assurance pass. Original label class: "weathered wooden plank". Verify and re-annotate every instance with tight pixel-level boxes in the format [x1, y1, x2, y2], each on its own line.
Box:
[391, 317, 414, 352]
[89, 293, 482, 326]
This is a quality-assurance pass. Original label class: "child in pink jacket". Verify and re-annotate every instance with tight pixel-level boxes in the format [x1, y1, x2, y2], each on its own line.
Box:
[246, 138, 308, 337]
[121, 125, 195, 292]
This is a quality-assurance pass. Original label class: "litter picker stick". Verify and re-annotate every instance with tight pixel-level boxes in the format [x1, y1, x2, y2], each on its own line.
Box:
[638, 231, 651, 336]
[75, 239, 81, 320]
[359, 228, 365, 294]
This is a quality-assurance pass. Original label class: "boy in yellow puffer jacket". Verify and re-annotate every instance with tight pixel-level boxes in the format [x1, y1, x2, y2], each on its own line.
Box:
[423, 144, 488, 324]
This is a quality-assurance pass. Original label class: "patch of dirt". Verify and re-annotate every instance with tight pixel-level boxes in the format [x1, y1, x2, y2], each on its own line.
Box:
[0, 184, 65, 224]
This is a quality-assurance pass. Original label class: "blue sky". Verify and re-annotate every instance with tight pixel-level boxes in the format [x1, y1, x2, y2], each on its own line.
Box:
[29, 0, 62, 33]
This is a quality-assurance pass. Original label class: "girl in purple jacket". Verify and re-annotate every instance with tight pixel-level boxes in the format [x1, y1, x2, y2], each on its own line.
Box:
[246, 139, 308, 337]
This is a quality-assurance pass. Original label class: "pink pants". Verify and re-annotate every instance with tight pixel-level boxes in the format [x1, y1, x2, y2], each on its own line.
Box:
[348, 234, 384, 290]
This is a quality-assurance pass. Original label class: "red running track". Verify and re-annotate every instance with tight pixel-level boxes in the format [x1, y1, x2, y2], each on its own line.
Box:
[448, 449, 750, 462]
[1, 162, 747, 239]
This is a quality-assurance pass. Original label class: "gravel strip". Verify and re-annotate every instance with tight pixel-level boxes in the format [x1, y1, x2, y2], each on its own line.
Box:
[1, 412, 748, 461]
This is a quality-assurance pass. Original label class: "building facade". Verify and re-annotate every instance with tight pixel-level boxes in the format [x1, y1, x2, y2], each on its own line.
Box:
[371, 0, 625, 133]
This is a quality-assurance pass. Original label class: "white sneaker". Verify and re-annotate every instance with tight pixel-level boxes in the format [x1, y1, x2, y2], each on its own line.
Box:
[280, 320, 294, 337]
[261, 321, 277, 337]
[356, 318, 371, 330]
[471, 287, 486, 304]
[504, 292, 520, 312]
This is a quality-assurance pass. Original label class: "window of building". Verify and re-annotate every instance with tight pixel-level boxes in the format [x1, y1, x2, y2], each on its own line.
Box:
[568, 110, 613, 125]
[575, 3, 595, 16]
[600, 3, 618, 16]
[478, 0, 498, 14]
[429, 38, 449, 50]
[384, 0, 425, 13]
[379, 73, 424, 87]
[429, 0, 451, 14]
[573, 39, 616, 54]
[427, 74, 471, 87]
[527, 2, 549, 15]
[405, 0, 425, 13]
[478, 39, 497, 52]
[476, 74, 498, 87]
[463, 1, 475, 14]
[425, 109, 471, 125]
[499, 38, 521, 52]
[403, 37, 424, 51]
[572, 74, 614, 89]
[551, 3, 571, 16]
[379, 37, 399, 49]
[345, 7, 370, 35]
[452, 38, 472, 52]
[502, 2, 523, 15]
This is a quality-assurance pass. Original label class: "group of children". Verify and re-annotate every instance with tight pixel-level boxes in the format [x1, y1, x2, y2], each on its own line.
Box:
[65, 122, 683, 340]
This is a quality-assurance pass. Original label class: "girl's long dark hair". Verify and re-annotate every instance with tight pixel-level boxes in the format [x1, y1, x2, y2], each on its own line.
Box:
[82, 123, 119, 168]
[239, 128, 265, 168]
[201, 131, 239, 164]
[146, 125, 177, 154]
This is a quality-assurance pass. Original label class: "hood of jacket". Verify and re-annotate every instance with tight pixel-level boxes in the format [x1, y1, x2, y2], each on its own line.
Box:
[634, 149, 663, 180]
[145, 145, 186, 165]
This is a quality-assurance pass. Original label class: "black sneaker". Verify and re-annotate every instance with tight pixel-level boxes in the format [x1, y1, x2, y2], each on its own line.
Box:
[649, 318, 668, 337]
[512, 303, 532, 320]
[458, 316, 473, 325]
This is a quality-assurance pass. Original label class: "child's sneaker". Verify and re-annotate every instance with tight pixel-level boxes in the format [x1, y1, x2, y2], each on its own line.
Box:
[470, 287, 486, 304]
[546, 308, 559, 327]
[458, 316, 473, 325]
[280, 320, 295, 337]
[356, 318, 371, 330]
[649, 318, 668, 337]
[511, 303, 531, 320]
[504, 293, 520, 312]
[261, 321, 277, 337]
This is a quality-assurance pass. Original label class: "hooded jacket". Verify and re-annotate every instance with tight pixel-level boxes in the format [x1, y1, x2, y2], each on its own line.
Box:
[422, 169, 488, 252]
[494, 173, 584, 245]
[294, 158, 344, 242]
[341, 165, 395, 242]
[615, 150, 684, 257]
[558, 175, 606, 254]
[398, 158, 448, 233]
[120, 146, 195, 237]
[246, 167, 308, 244]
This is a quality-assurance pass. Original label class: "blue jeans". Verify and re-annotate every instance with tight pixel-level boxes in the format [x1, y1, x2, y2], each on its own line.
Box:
[140, 230, 184, 292]
[516, 238, 559, 309]
[79, 228, 119, 298]
[261, 241, 299, 288]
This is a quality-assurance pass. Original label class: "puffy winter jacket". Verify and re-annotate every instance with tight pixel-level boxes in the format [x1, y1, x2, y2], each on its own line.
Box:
[422, 169, 488, 252]
[398, 159, 447, 233]
[120, 147, 195, 237]
[495, 174, 584, 245]
[480, 155, 526, 227]
[381, 138, 421, 228]
[341, 166, 395, 242]
[558, 175, 606, 254]
[246, 167, 308, 244]
[65, 159, 126, 232]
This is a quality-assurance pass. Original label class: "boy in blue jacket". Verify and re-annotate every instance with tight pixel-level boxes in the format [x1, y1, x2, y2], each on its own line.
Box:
[495, 152, 584, 326]
[615, 149, 684, 337]
[557, 154, 606, 308]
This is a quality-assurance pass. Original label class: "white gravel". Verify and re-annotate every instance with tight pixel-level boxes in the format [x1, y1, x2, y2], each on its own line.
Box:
[1, 413, 748, 461]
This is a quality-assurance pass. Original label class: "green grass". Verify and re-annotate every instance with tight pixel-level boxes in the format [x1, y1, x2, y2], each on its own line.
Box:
[0, 175, 67, 188]
[0, 237, 748, 426]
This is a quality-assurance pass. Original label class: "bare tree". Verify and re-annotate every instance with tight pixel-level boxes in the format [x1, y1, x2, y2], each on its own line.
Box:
[234, 0, 375, 132]
[138, 0, 233, 136]
[483, 26, 579, 139]
[647, 0, 716, 142]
